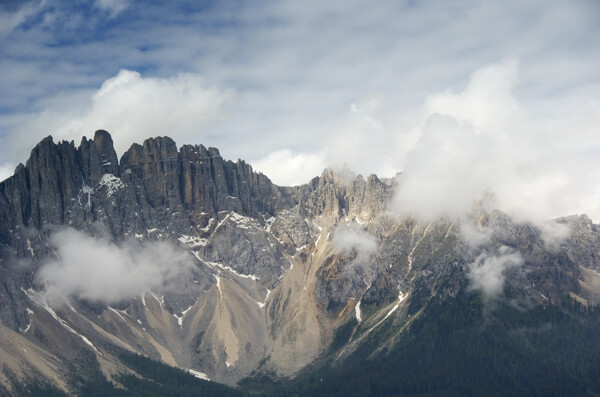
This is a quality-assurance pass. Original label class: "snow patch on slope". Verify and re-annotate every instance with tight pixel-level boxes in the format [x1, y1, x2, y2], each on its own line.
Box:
[355, 301, 362, 323]
[26, 238, 35, 257]
[204, 260, 260, 281]
[215, 275, 222, 298]
[370, 291, 408, 331]
[79, 185, 93, 209]
[98, 174, 124, 196]
[22, 288, 101, 354]
[178, 235, 207, 247]
[173, 303, 195, 329]
[188, 369, 210, 381]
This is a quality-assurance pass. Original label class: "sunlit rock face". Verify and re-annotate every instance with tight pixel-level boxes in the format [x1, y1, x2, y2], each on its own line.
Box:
[0, 130, 599, 392]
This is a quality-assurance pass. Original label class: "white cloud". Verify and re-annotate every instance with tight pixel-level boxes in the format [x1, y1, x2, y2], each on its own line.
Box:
[94, 0, 129, 17]
[423, 59, 523, 136]
[324, 97, 401, 180]
[331, 222, 379, 283]
[391, 112, 496, 221]
[390, 59, 600, 223]
[537, 220, 570, 251]
[459, 220, 494, 250]
[7, 69, 232, 158]
[332, 222, 377, 259]
[467, 246, 523, 300]
[36, 227, 195, 304]
[251, 149, 325, 186]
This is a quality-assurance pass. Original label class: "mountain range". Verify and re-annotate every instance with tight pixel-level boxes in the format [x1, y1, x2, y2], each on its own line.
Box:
[1, 130, 599, 396]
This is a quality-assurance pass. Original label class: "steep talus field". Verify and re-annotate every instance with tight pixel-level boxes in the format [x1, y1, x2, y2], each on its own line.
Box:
[0, 130, 599, 396]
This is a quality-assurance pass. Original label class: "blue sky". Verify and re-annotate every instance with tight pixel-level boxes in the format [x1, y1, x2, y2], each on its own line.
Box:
[1, 0, 599, 220]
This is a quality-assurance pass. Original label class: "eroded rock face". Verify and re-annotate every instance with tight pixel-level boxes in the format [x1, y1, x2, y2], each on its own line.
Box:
[0, 130, 599, 392]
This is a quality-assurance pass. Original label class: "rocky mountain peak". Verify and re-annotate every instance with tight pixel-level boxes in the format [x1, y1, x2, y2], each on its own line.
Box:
[318, 166, 356, 187]
[298, 166, 391, 221]
[79, 129, 120, 184]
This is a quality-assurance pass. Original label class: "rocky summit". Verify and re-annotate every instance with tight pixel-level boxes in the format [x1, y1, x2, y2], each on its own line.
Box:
[0, 130, 599, 396]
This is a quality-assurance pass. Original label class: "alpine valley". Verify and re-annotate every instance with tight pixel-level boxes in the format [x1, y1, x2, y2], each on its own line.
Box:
[1, 130, 600, 396]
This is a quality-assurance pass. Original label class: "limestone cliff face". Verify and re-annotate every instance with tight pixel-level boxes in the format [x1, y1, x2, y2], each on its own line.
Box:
[0, 131, 292, 242]
[0, 131, 119, 233]
[119, 136, 292, 218]
[0, 130, 599, 393]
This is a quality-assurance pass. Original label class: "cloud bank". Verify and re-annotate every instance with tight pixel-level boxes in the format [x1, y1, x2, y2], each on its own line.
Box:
[36, 227, 195, 304]
[390, 60, 600, 223]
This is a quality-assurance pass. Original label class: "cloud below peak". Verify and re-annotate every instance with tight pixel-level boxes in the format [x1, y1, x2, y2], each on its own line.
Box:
[467, 247, 523, 301]
[36, 227, 195, 304]
[332, 222, 377, 259]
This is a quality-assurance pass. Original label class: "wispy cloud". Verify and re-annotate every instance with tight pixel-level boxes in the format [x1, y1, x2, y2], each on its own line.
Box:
[332, 222, 377, 260]
[467, 246, 523, 301]
[36, 227, 195, 304]
[331, 221, 379, 286]
[94, 0, 129, 17]
[0, 0, 45, 39]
